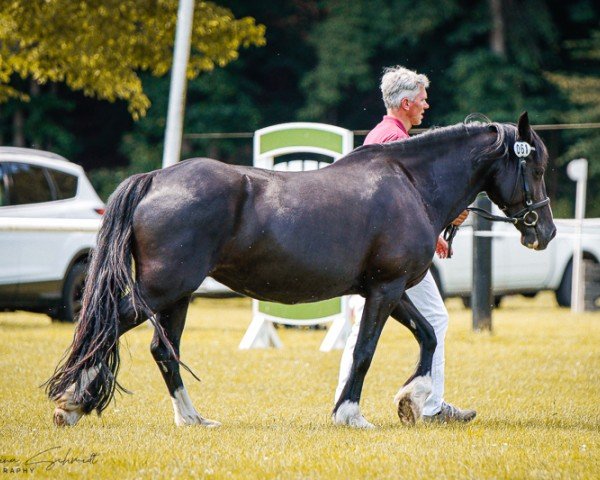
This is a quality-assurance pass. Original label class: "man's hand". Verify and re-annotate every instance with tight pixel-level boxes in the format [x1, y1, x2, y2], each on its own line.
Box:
[436, 236, 450, 259]
[452, 210, 469, 226]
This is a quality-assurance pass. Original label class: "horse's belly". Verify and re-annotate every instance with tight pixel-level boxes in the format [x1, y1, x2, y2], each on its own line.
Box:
[211, 262, 355, 304]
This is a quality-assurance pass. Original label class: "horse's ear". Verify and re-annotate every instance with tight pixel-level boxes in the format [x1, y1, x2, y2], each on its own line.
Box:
[517, 111, 532, 143]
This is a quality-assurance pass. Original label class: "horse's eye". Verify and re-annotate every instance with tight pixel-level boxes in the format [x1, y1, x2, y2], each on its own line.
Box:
[533, 168, 544, 178]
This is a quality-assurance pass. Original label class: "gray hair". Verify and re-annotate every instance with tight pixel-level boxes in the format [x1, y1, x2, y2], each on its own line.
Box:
[380, 66, 430, 110]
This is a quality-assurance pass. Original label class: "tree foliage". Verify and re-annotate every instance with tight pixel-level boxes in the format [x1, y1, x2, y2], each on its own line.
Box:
[546, 30, 600, 163]
[299, 0, 567, 125]
[0, 0, 265, 118]
[90, 68, 264, 199]
[545, 29, 600, 215]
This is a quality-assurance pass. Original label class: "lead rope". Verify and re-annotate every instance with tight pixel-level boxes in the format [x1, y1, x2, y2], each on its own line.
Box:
[442, 224, 459, 258]
[442, 205, 514, 259]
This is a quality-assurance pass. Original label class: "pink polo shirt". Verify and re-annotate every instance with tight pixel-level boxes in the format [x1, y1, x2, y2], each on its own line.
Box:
[363, 115, 409, 145]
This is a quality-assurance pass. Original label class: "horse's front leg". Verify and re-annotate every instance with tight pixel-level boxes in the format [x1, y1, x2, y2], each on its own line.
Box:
[332, 285, 401, 428]
[390, 294, 437, 425]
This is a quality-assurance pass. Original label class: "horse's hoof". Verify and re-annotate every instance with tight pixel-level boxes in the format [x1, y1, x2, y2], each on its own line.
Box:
[332, 400, 375, 429]
[396, 396, 418, 426]
[349, 416, 375, 429]
[174, 413, 221, 427]
[394, 376, 432, 426]
[200, 417, 221, 428]
[53, 407, 81, 427]
[53, 385, 85, 427]
[54, 409, 67, 427]
[171, 387, 220, 427]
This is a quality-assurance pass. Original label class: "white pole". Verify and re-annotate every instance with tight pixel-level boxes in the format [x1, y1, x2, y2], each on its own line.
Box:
[566, 158, 588, 313]
[162, 0, 195, 169]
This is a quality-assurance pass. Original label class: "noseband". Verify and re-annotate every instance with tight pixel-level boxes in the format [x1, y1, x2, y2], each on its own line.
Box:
[467, 140, 550, 227]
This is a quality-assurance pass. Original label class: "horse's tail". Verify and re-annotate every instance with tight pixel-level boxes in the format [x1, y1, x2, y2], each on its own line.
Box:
[45, 172, 155, 415]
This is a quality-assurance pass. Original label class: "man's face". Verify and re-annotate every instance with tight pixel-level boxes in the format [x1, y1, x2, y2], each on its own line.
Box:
[406, 86, 429, 126]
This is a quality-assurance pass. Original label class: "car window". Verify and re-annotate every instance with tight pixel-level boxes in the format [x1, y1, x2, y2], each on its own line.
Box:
[48, 168, 78, 200]
[7, 162, 53, 205]
[0, 163, 7, 206]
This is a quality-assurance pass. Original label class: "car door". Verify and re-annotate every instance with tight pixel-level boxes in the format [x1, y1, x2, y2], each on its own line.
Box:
[1, 161, 65, 296]
[0, 162, 20, 299]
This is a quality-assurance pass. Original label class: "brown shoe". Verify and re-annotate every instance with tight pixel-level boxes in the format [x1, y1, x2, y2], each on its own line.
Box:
[423, 402, 476, 423]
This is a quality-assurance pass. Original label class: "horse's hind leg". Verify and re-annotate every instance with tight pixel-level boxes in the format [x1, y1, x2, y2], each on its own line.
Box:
[390, 294, 437, 425]
[151, 296, 220, 427]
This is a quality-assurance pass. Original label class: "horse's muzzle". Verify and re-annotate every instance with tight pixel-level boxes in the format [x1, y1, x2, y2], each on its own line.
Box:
[522, 225, 556, 250]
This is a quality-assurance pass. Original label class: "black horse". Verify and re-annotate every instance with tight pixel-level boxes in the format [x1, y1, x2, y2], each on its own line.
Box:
[47, 112, 555, 428]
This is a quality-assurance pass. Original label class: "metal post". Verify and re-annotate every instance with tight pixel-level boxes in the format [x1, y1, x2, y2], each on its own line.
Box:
[472, 193, 493, 331]
[567, 158, 588, 313]
[162, 0, 195, 169]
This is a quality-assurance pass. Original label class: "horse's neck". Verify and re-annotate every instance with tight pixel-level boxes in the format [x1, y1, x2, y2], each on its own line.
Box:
[402, 132, 495, 233]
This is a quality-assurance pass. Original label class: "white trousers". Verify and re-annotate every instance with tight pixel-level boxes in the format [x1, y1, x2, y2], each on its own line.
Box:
[334, 270, 448, 416]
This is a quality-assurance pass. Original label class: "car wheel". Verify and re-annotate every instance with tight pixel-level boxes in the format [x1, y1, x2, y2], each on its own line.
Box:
[521, 292, 538, 298]
[55, 262, 87, 322]
[555, 258, 600, 308]
[556, 259, 574, 308]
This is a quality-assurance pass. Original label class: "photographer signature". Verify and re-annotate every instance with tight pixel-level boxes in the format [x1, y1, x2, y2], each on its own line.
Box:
[2, 446, 100, 472]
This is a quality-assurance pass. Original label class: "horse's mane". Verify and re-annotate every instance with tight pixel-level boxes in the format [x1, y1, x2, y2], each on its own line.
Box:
[350, 121, 512, 164]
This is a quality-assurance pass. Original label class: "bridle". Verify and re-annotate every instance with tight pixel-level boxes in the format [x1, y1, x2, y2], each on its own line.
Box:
[466, 140, 550, 228]
[442, 139, 550, 257]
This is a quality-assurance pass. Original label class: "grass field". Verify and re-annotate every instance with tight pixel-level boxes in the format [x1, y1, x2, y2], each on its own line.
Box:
[1, 293, 599, 479]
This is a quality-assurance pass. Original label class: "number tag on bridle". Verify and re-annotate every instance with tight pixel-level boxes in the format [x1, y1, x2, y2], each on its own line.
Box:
[514, 141, 534, 158]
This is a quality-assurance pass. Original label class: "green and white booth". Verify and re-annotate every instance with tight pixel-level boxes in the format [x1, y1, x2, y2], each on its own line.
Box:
[238, 122, 354, 351]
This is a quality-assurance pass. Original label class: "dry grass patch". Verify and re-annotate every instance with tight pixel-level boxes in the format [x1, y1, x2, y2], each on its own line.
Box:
[1, 293, 598, 479]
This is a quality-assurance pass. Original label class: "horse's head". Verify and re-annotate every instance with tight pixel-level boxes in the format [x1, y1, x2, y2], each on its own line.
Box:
[486, 112, 556, 250]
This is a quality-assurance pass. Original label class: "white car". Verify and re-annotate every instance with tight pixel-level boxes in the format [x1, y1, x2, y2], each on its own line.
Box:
[0, 147, 104, 321]
[431, 208, 600, 307]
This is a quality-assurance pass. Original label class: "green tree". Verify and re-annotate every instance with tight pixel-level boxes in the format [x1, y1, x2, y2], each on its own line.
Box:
[297, 0, 580, 126]
[299, 1, 380, 123]
[99, 0, 320, 183]
[0, 0, 265, 119]
[440, 0, 560, 124]
[89, 66, 265, 200]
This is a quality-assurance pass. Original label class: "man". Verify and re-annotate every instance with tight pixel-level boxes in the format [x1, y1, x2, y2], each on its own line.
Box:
[335, 65, 476, 423]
